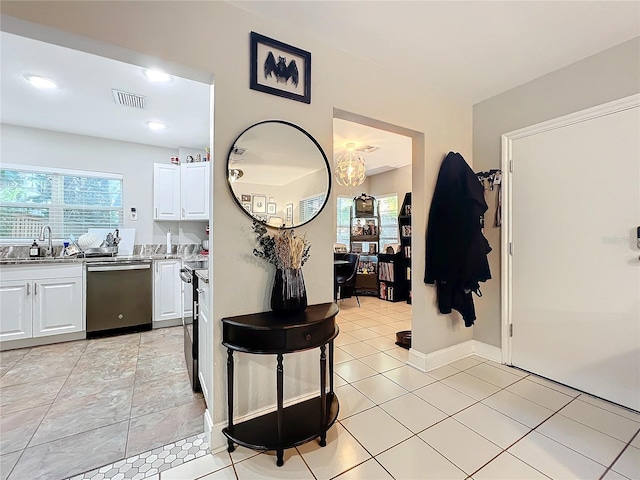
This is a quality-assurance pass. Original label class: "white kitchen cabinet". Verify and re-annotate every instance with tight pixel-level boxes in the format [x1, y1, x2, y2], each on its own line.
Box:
[153, 259, 182, 323]
[181, 163, 210, 220]
[153, 163, 181, 220]
[197, 278, 211, 404]
[0, 281, 32, 341]
[153, 162, 210, 221]
[0, 264, 83, 343]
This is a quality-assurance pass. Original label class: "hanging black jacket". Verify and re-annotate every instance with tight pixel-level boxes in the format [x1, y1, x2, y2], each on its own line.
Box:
[424, 152, 491, 326]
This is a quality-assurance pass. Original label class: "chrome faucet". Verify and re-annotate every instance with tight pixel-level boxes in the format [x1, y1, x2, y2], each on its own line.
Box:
[38, 225, 53, 257]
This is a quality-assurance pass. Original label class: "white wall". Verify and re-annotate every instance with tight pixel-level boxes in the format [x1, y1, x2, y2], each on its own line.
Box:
[1, 1, 473, 435]
[472, 37, 640, 347]
[368, 165, 412, 203]
[0, 124, 207, 245]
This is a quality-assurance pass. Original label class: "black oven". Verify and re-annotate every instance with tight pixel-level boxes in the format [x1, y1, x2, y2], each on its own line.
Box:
[180, 261, 206, 392]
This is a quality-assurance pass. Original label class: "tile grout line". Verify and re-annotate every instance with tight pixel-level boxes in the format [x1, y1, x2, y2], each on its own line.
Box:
[123, 331, 143, 464]
[598, 426, 640, 480]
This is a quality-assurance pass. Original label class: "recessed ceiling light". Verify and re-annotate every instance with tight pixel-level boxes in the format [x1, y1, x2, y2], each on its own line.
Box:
[25, 75, 57, 89]
[147, 121, 166, 131]
[143, 69, 171, 83]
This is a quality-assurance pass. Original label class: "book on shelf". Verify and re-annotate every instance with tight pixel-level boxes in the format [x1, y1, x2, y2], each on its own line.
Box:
[406, 267, 411, 280]
[404, 246, 411, 258]
[357, 260, 376, 274]
[368, 243, 377, 254]
[378, 261, 394, 281]
[352, 243, 362, 253]
[401, 225, 412, 237]
[404, 204, 412, 216]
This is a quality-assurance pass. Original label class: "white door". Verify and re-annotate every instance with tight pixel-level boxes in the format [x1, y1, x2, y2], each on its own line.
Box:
[153, 260, 182, 322]
[0, 281, 32, 341]
[32, 277, 83, 337]
[181, 163, 210, 220]
[507, 98, 640, 410]
[154, 163, 181, 220]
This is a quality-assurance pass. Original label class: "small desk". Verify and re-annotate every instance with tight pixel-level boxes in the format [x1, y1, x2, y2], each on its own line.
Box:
[222, 302, 340, 466]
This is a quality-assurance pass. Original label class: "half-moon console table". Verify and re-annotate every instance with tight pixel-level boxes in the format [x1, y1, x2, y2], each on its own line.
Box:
[221, 302, 340, 467]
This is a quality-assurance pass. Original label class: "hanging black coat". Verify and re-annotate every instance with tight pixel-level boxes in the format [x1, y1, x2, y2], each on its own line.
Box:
[424, 152, 491, 326]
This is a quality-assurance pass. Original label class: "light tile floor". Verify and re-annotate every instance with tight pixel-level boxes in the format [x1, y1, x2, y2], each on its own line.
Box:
[149, 296, 638, 480]
[4, 297, 640, 480]
[0, 326, 205, 480]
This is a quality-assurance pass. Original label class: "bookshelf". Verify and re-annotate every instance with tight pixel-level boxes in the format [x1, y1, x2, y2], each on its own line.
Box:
[350, 194, 379, 296]
[378, 251, 406, 302]
[398, 192, 412, 304]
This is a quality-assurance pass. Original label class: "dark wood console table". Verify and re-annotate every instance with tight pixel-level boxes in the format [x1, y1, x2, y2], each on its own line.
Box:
[221, 302, 340, 466]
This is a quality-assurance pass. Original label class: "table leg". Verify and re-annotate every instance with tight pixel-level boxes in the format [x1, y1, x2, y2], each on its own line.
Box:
[319, 344, 327, 447]
[329, 339, 335, 394]
[226, 348, 236, 453]
[276, 353, 284, 467]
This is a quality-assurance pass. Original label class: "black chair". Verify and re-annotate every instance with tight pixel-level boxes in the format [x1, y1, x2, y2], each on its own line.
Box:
[335, 253, 360, 307]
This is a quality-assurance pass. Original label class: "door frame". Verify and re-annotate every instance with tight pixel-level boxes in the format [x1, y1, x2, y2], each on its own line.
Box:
[500, 93, 640, 365]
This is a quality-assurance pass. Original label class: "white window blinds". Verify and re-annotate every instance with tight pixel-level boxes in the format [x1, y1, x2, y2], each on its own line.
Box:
[377, 194, 399, 247]
[0, 165, 123, 240]
[299, 193, 326, 224]
[336, 195, 352, 247]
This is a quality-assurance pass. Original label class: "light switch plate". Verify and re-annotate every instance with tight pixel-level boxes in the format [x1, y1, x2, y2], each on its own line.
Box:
[130, 207, 138, 221]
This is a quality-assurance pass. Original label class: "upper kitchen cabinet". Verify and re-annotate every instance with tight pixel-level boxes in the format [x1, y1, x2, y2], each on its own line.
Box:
[181, 163, 210, 220]
[154, 164, 181, 220]
[153, 162, 210, 221]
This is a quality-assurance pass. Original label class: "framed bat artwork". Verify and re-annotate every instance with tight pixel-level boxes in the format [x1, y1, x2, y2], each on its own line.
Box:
[250, 32, 311, 104]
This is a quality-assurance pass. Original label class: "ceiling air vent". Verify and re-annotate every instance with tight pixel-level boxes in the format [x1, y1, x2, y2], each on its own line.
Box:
[112, 89, 147, 109]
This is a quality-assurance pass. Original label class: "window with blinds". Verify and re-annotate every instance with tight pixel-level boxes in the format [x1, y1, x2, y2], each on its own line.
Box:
[336, 196, 352, 247]
[377, 194, 399, 247]
[299, 193, 326, 224]
[0, 165, 123, 240]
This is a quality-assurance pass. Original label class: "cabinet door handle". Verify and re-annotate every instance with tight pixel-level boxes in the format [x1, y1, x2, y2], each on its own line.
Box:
[182, 208, 185, 219]
[34, 283, 38, 295]
[155, 207, 158, 218]
[26, 283, 30, 296]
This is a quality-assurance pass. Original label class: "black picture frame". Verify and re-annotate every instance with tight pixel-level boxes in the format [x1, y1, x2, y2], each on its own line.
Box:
[250, 31, 311, 104]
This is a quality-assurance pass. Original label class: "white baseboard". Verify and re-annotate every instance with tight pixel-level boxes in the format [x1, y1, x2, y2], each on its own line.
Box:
[409, 340, 474, 372]
[203, 409, 215, 451]
[408, 340, 503, 373]
[472, 340, 502, 363]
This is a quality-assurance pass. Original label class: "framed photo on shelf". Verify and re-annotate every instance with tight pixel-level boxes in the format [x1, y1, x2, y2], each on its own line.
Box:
[252, 195, 267, 213]
[267, 202, 277, 215]
[242, 202, 252, 212]
[241, 194, 251, 202]
[250, 31, 311, 104]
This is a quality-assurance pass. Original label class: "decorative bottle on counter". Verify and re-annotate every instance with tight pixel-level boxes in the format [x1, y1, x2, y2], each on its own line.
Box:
[29, 240, 40, 258]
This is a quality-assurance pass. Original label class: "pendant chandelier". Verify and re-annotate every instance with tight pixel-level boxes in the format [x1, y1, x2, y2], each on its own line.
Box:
[335, 143, 366, 188]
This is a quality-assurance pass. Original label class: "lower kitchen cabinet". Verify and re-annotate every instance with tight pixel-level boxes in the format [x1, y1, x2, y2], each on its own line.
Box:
[0, 265, 83, 343]
[197, 278, 212, 404]
[153, 259, 182, 323]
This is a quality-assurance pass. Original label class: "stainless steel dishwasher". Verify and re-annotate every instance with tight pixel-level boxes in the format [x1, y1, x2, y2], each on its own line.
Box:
[86, 260, 152, 337]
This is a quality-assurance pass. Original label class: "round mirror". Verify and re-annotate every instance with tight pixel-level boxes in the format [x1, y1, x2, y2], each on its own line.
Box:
[227, 120, 331, 228]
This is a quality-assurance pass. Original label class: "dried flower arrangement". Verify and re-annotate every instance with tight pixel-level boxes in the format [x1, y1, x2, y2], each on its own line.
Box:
[252, 220, 311, 270]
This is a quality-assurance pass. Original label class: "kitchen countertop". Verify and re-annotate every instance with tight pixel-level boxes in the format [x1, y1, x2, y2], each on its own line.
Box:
[0, 253, 209, 266]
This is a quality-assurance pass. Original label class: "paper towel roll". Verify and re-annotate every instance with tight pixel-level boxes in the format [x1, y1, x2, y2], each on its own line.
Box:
[167, 229, 172, 254]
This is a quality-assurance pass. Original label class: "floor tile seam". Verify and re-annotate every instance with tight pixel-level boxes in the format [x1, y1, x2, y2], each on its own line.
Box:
[0, 370, 74, 390]
[462, 366, 522, 388]
[2, 445, 27, 480]
[598, 429, 640, 480]
[553, 409, 640, 444]
[571, 396, 640, 424]
[23, 417, 130, 461]
[510, 397, 616, 470]
[522, 425, 613, 469]
[467, 450, 553, 480]
[292, 444, 319, 480]
[21, 347, 87, 452]
[337, 417, 407, 462]
[128, 395, 205, 424]
[377, 432, 467, 478]
[124, 340, 142, 463]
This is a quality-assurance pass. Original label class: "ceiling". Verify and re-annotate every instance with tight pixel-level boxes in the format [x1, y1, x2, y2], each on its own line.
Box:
[230, 1, 640, 104]
[2, 2, 638, 173]
[0, 32, 210, 150]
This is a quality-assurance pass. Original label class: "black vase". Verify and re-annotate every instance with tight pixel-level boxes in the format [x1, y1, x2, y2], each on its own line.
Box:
[271, 268, 307, 314]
